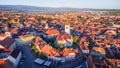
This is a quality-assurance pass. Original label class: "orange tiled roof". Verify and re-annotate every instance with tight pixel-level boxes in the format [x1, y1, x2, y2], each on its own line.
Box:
[74, 48, 79, 53]
[56, 34, 63, 40]
[114, 40, 120, 45]
[0, 59, 12, 68]
[54, 52, 60, 57]
[107, 59, 116, 66]
[57, 33, 72, 42]
[63, 48, 73, 56]
[45, 29, 59, 36]
[91, 31, 96, 35]
[79, 37, 86, 45]
[41, 45, 56, 56]
[0, 59, 6, 65]
[39, 46, 43, 50]
[93, 47, 106, 55]
[98, 27, 108, 31]
[10, 28, 18, 34]
[63, 34, 72, 42]
[0, 34, 6, 37]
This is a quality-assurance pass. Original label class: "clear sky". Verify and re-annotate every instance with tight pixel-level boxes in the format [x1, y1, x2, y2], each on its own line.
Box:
[0, 0, 120, 9]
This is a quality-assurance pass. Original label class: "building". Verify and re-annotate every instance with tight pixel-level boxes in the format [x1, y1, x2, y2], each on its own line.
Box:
[44, 29, 60, 39]
[91, 47, 106, 57]
[0, 33, 6, 41]
[7, 48, 22, 68]
[79, 37, 89, 54]
[56, 33, 73, 47]
[19, 34, 35, 42]
[40, 45, 57, 57]
[0, 32, 12, 41]
[0, 59, 13, 68]
[65, 25, 70, 34]
[0, 37, 16, 50]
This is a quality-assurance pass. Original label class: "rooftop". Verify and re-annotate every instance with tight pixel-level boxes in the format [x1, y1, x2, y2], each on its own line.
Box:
[0, 37, 15, 49]
[10, 48, 21, 58]
[45, 29, 59, 36]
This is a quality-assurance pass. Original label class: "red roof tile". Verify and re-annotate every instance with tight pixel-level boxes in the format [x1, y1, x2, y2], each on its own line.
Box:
[10, 28, 18, 34]
[57, 33, 72, 42]
[41, 45, 56, 56]
[63, 48, 73, 56]
[0, 34, 6, 37]
[45, 29, 59, 36]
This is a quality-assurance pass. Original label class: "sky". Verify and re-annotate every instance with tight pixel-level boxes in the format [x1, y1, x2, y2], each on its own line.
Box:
[0, 0, 120, 9]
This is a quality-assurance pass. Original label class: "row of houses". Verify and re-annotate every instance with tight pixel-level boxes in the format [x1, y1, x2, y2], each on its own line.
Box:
[0, 33, 22, 68]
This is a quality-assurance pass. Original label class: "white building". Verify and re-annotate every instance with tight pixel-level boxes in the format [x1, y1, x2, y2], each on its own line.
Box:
[7, 49, 22, 68]
[65, 25, 70, 34]
[5, 32, 12, 38]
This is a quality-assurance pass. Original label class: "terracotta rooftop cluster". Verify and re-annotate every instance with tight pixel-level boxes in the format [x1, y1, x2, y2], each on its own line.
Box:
[34, 37, 78, 57]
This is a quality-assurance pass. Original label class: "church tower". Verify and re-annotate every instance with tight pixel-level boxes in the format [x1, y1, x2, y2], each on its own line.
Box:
[65, 25, 70, 34]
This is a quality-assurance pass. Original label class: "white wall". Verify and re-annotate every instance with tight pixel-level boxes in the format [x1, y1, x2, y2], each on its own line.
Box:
[0, 36, 6, 41]
[15, 52, 22, 67]
[7, 55, 16, 66]
[7, 52, 22, 68]
[0, 45, 5, 49]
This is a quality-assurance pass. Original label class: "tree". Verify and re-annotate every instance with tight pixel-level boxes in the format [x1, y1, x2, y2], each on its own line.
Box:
[36, 16, 45, 22]
[47, 17, 52, 22]
[59, 45, 64, 50]
[32, 45, 37, 51]
[38, 52, 47, 59]
[73, 36, 79, 44]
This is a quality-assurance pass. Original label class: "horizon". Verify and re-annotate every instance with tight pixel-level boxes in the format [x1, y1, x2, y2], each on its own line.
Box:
[0, 4, 120, 10]
[0, 0, 120, 9]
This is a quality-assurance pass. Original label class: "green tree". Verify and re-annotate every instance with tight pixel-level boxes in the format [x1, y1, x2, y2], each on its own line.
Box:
[59, 45, 64, 50]
[36, 16, 45, 22]
[38, 52, 47, 59]
[47, 17, 52, 22]
[34, 49, 39, 54]
[73, 36, 79, 44]
[86, 41, 90, 46]
[32, 45, 37, 51]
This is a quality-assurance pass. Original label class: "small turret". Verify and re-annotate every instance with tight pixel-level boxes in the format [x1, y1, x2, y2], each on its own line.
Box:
[5, 32, 12, 38]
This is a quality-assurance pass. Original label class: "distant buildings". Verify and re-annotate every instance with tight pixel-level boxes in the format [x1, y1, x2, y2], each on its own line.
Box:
[0, 10, 120, 68]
